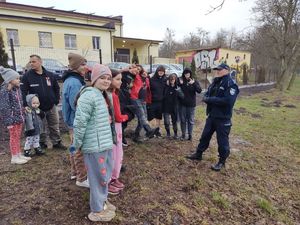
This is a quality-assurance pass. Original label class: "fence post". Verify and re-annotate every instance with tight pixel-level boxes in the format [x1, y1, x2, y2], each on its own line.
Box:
[9, 39, 16, 70]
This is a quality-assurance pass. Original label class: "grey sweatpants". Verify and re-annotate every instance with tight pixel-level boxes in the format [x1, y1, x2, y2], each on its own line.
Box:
[84, 150, 113, 212]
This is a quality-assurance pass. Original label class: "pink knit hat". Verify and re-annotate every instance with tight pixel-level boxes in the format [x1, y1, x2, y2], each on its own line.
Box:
[91, 64, 112, 85]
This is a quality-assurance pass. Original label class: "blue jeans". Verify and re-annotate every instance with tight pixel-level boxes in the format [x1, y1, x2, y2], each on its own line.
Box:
[163, 112, 178, 135]
[131, 99, 151, 135]
[179, 105, 195, 137]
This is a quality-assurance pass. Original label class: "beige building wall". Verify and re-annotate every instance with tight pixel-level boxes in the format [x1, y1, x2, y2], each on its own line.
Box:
[219, 48, 251, 68]
[1, 19, 113, 66]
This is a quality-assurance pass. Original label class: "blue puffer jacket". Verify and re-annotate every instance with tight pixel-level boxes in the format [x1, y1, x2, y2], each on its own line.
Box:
[62, 71, 85, 128]
[0, 84, 24, 127]
[73, 87, 113, 153]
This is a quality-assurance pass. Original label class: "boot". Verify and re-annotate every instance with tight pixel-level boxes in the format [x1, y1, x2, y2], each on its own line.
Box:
[53, 141, 67, 150]
[39, 142, 48, 149]
[188, 134, 192, 141]
[35, 147, 45, 156]
[186, 152, 203, 161]
[132, 133, 143, 143]
[166, 128, 171, 138]
[173, 129, 179, 139]
[211, 161, 225, 171]
[24, 149, 32, 157]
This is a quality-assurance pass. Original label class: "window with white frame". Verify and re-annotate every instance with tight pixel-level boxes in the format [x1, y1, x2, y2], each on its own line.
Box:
[92, 36, 101, 50]
[6, 29, 20, 46]
[64, 34, 77, 49]
[38, 32, 52, 48]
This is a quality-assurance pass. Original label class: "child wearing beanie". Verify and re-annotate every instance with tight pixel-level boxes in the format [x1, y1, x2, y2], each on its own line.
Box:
[0, 66, 30, 164]
[73, 64, 116, 222]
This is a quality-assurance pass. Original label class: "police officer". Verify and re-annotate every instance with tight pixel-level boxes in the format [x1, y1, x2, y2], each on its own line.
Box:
[186, 63, 239, 171]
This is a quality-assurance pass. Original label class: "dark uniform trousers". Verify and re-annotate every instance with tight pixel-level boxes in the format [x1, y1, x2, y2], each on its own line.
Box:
[196, 117, 232, 163]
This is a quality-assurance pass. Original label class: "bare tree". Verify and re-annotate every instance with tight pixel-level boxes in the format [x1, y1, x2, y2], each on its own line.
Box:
[253, 0, 300, 90]
[159, 28, 177, 58]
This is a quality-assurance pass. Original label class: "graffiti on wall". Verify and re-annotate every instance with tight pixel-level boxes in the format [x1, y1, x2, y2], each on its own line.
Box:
[194, 48, 220, 69]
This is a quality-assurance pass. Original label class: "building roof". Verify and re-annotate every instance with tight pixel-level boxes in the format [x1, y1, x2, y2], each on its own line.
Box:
[176, 46, 251, 54]
[0, 14, 115, 30]
[0, 2, 122, 23]
[113, 36, 163, 44]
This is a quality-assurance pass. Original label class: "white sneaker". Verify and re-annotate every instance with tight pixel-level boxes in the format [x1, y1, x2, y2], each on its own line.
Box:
[76, 179, 89, 188]
[11, 156, 28, 164]
[70, 175, 77, 180]
[18, 154, 31, 161]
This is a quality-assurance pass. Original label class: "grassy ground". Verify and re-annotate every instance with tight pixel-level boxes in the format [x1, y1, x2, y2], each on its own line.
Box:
[0, 79, 299, 225]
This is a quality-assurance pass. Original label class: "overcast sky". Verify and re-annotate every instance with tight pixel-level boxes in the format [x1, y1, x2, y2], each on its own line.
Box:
[9, 0, 257, 41]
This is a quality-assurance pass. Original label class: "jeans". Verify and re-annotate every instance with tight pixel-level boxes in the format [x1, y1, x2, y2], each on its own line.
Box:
[163, 112, 178, 135]
[131, 99, 151, 135]
[179, 105, 195, 137]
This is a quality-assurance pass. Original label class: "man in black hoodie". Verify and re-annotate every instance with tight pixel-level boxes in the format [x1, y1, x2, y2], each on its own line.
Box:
[21, 54, 65, 150]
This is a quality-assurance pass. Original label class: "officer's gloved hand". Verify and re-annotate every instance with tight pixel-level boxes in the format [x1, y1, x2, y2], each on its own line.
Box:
[202, 96, 209, 103]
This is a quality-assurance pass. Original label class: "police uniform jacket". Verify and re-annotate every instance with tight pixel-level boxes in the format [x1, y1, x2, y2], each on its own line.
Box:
[204, 74, 239, 120]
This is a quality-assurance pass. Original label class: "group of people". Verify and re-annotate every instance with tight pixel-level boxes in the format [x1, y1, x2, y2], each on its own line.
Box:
[0, 51, 239, 222]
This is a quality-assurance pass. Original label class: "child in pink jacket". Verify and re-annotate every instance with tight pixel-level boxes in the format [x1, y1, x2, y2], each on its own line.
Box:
[108, 69, 128, 195]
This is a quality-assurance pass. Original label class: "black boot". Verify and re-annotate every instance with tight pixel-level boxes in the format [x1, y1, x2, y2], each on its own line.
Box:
[53, 141, 67, 150]
[132, 133, 143, 143]
[186, 152, 203, 161]
[39, 142, 48, 149]
[24, 149, 32, 157]
[166, 128, 171, 138]
[188, 134, 192, 141]
[35, 147, 45, 156]
[211, 161, 225, 171]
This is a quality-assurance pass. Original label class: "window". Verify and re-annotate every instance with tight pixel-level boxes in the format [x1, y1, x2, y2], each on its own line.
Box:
[64, 34, 77, 49]
[92, 36, 100, 49]
[6, 29, 19, 46]
[39, 32, 52, 48]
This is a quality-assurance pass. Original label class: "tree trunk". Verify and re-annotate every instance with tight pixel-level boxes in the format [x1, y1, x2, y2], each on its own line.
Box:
[287, 72, 297, 90]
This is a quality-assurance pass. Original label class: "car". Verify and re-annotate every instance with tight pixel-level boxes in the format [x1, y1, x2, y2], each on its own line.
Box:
[106, 62, 130, 70]
[145, 64, 181, 77]
[42, 58, 68, 80]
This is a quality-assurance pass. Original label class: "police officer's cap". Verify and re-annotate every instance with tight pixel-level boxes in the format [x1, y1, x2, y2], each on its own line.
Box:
[213, 63, 230, 71]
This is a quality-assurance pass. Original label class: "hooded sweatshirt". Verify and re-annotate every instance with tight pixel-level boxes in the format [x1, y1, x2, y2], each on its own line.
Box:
[62, 70, 85, 128]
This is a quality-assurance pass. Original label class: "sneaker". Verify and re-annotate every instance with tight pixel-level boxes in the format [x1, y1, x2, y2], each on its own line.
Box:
[104, 200, 116, 211]
[35, 147, 45, 156]
[53, 141, 67, 150]
[122, 138, 129, 147]
[18, 154, 31, 161]
[70, 175, 77, 180]
[146, 127, 159, 139]
[108, 184, 120, 195]
[88, 209, 116, 222]
[110, 179, 125, 189]
[76, 179, 89, 188]
[180, 136, 186, 141]
[39, 142, 48, 149]
[11, 156, 28, 165]
[173, 135, 179, 140]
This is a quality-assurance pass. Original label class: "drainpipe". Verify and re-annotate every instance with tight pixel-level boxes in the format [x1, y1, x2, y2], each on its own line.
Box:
[110, 31, 113, 62]
[148, 41, 153, 64]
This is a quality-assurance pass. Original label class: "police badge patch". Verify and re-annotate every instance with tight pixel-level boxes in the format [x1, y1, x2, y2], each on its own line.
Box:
[230, 88, 236, 95]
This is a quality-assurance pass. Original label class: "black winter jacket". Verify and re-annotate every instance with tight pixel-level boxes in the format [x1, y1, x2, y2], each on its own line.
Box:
[150, 74, 166, 102]
[204, 74, 239, 119]
[163, 84, 179, 114]
[21, 68, 60, 111]
[178, 78, 202, 107]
